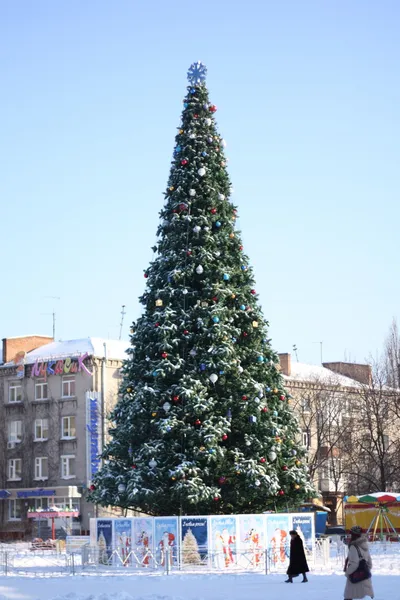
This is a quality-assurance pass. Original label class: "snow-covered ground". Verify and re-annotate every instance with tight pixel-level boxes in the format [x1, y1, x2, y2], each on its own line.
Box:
[0, 573, 396, 600]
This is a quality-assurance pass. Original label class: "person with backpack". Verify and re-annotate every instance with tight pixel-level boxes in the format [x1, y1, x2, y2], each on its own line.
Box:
[344, 525, 374, 599]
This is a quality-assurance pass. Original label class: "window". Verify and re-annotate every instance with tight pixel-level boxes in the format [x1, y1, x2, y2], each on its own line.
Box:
[34, 457, 48, 480]
[62, 377, 75, 398]
[35, 379, 48, 400]
[8, 382, 22, 403]
[61, 455, 75, 479]
[34, 419, 49, 441]
[61, 416, 76, 439]
[8, 499, 22, 520]
[300, 397, 311, 413]
[34, 497, 49, 510]
[302, 429, 310, 448]
[53, 496, 80, 511]
[8, 458, 22, 480]
[8, 421, 22, 444]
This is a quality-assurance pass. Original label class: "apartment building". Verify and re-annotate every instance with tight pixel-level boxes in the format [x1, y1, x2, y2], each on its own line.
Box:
[0, 335, 127, 540]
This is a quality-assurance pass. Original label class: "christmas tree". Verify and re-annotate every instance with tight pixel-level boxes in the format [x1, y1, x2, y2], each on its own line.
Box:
[88, 62, 314, 515]
[182, 529, 202, 565]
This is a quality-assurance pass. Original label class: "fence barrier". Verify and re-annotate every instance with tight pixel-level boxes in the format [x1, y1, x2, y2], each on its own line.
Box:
[0, 540, 399, 577]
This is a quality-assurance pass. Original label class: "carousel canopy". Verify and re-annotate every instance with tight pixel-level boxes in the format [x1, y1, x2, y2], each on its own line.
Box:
[345, 492, 400, 504]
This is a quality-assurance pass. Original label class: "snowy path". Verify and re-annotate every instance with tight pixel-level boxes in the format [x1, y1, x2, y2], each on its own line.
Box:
[0, 573, 396, 600]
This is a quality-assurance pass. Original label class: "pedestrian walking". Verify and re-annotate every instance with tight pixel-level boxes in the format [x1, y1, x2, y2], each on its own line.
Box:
[285, 530, 309, 583]
[344, 525, 374, 599]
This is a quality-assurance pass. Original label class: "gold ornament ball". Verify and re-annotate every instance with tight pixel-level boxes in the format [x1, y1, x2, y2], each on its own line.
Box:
[229, 233, 235, 239]
[252, 321, 259, 328]
[231, 294, 236, 299]
[127, 387, 132, 393]
[179, 129, 184, 134]
[273, 388, 278, 394]
[199, 446, 205, 451]
[152, 412, 157, 417]
[155, 299, 163, 307]
[169, 186, 174, 191]
[296, 460, 301, 466]
[295, 484, 300, 490]
[171, 476, 176, 480]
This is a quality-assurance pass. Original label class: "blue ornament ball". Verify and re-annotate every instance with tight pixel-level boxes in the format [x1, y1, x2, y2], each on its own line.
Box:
[207, 136, 213, 143]
[208, 448, 216, 454]
[212, 316, 220, 323]
[257, 356, 264, 363]
[200, 363, 206, 371]
[292, 450, 297, 456]
[273, 410, 278, 417]
[219, 370, 225, 375]
[241, 265, 247, 271]
[190, 88, 196, 94]
[223, 274, 230, 281]
[166, 426, 172, 432]
[175, 145, 181, 153]
[266, 387, 271, 393]
[232, 337, 237, 343]
[203, 103, 209, 109]
[240, 305, 246, 311]
[153, 371, 158, 377]
[215, 221, 221, 228]
[202, 151, 207, 157]
[184, 103, 188, 108]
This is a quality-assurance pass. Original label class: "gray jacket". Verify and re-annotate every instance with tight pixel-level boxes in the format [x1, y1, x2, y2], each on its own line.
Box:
[344, 536, 374, 599]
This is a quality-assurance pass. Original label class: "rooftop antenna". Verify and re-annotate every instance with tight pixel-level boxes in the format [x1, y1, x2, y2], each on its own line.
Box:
[292, 344, 299, 361]
[119, 305, 126, 340]
[43, 296, 61, 340]
[312, 341, 323, 365]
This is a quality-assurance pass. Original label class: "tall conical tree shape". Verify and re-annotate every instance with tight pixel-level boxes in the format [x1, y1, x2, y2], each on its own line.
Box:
[88, 62, 314, 515]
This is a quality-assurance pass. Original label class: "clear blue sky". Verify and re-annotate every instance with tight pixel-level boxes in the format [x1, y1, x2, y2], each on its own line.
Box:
[1, 0, 399, 365]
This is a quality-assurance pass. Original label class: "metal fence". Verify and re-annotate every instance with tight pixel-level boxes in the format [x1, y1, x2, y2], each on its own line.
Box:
[0, 540, 398, 577]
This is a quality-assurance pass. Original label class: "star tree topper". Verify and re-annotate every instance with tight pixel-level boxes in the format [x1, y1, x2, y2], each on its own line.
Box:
[187, 61, 207, 85]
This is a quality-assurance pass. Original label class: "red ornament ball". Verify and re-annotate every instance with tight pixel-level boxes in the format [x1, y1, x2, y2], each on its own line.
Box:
[239, 245, 243, 251]
[161, 352, 168, 359]
[131, 465, 137, 470]
[260, 457, 266, 463]
[282, 466, 288, 471]
[222, 434, 228, 441]
[144, 273, 148, 278]
[90, 484, 96, 491]
[262, 407, 268, 413]
[243, 332, 248, 337]
[183, 329, 189, 335]
[194, 114, 199, 119]
[242, 395, 248, 401]
[251, 289, 256, 295]
[280, 395, 286, 401]
[212, 296, 218, 302]
[155, 322, 160, 328]
[219, 476, 226, 484]
[209, 105, 217, 113]
[181, 159, 188, 166]
[195, 419, 201, 426]
[213, 496, 220, 501]
[210, 208, 217, 214]
[187, 250, 192, 256]
[278, 490, 285, 496]
[173, 395, 180, 402]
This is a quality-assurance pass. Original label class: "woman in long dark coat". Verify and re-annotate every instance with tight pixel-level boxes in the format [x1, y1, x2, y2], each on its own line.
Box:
[285, 530, 309, 583]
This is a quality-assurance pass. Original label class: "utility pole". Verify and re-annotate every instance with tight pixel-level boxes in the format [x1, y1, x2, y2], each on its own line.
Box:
[292, 344, 299, 361]
[119, 305, 126, 340]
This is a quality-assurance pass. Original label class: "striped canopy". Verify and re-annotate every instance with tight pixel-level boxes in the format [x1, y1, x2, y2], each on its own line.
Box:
[345, 492, 400, 504]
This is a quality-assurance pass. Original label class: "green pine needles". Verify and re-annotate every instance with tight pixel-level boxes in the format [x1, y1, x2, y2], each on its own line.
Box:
[88, 65, 314, 516]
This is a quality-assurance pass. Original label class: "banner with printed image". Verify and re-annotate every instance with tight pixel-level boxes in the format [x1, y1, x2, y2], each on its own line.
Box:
[155, 516, 179, 567]
[133, 517, 154, 568]
[210, 515, 237, 569]
[181, 516, 209, 567]
[238, 514, 265, 569]
[266, 514, 291, 571]
[114, 519, 133, 566]
[97, 519, 112, 564]
[292, 514, 313, 555]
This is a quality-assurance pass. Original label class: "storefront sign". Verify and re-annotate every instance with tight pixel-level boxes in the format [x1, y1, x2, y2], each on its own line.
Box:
[0, 490, 11, 499]
[31, 353, 92, 378]
[86, 392, 101, 485]
[27, 510, 79, 519]
[17, 489, 56, 498]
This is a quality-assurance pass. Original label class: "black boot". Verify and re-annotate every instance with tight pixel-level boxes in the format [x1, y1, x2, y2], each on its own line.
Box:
[302, 574, 308, 583]
[285, 577, 293, 583]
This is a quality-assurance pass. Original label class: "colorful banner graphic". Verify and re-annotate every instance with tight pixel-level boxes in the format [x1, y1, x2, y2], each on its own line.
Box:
[292, 515, 313, 554]
[155, 517, 178, 567]
[238, 514, 265, 568]
[266, 514, 290, 569]
[210, 515, 237, 569]
[97, 520, 112, 564]
[133, 517, 153, 567]
[114, 519, 133, 566]
[181, 517, 208, 566]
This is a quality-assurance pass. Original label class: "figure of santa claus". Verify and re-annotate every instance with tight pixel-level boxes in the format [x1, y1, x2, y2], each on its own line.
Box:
[159, 531, 175, 566]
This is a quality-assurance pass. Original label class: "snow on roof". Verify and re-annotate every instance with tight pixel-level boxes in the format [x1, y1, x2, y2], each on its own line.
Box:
[7, 337, 129, 365]
[283, 361, 361, 388]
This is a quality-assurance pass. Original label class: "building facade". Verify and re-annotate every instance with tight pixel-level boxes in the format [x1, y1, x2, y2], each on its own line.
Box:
[0, 335, 127, 540]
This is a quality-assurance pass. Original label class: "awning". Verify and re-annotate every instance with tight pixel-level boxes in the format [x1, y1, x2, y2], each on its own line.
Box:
[0, 490, 11, 499]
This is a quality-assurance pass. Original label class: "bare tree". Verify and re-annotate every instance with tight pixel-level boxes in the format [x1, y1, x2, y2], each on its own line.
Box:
[383, 318, 400, 388]
[344, 360, 400, 494]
